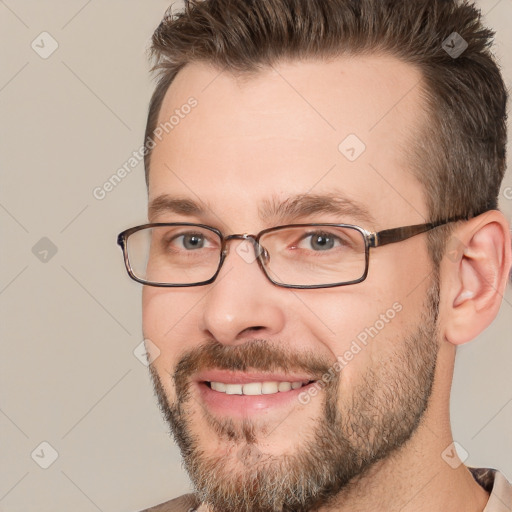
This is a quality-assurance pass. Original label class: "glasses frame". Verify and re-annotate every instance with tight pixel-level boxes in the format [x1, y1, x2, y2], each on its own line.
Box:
[117, 217, 466, 289]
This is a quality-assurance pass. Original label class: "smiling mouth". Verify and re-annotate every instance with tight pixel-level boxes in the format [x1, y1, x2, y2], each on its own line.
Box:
[205, 380, 315, 395]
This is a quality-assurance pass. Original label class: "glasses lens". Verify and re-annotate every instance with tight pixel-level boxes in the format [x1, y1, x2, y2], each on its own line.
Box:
[126, 225, 222, 285]
[260, 225, 367, 286]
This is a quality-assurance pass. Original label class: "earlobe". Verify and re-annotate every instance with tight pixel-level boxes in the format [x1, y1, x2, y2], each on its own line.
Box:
[442, 211, 511, 346]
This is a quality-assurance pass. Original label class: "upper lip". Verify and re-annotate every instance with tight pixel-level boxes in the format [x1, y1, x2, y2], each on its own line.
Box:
[194, 370, 317, 385]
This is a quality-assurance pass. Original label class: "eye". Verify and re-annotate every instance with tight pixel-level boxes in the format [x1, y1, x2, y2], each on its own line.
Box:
[169, 232, 213, 251]
[298, 231, 344, 251]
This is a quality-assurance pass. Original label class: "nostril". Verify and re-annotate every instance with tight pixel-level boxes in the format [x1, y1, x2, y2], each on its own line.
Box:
[242, 326, 265, 334]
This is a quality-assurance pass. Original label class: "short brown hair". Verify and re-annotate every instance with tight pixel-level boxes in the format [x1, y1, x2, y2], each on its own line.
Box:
[144, 0, 507, 266]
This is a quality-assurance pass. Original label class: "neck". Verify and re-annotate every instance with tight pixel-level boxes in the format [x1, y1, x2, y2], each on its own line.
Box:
[317, 426, 489, 511]
[317, 344, 489, 512]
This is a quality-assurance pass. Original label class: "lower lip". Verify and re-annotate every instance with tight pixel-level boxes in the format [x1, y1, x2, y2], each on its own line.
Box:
[196, 381, 316, 417]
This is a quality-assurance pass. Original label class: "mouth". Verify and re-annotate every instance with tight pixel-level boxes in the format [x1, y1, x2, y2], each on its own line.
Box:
[205, 380, 314, 395]
[194, 371, 318, 417]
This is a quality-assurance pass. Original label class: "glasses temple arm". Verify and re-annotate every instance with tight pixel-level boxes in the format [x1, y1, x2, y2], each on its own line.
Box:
[370, 217, 469, 248]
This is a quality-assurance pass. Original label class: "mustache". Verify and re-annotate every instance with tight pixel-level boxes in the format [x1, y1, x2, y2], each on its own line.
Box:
[173, 338, 334, 390]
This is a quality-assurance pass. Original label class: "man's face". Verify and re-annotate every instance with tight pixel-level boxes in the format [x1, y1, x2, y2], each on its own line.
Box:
[143, 55, 440, 511]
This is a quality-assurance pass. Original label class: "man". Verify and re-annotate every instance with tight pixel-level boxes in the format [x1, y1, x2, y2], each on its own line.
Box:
[117, 0, 512, 510]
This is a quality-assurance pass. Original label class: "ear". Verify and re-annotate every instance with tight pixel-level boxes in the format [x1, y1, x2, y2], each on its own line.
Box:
[440, 210, 511, 346]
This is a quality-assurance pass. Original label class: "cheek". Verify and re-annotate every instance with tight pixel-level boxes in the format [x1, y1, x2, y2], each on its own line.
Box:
[142, 288, 201, 375]
[299, 262, 430, 389]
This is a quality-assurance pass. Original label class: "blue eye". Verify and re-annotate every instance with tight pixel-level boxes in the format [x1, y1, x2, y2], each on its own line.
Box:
[299, 231, 343, 251]
[175, 233, 208, 250]
[310, 233, 336, 251]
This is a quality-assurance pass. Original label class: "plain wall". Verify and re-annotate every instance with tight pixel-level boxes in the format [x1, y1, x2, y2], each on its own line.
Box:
[0, 1, 511, 511]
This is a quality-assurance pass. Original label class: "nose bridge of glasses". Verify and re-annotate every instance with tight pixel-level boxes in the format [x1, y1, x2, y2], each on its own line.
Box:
[222, 233, 268, 262]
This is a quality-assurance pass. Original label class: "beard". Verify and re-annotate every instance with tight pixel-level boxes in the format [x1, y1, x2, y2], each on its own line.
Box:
[148, 279, 440, 512]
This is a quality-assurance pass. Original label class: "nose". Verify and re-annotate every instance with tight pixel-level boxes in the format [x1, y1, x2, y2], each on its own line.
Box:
[198, 235, 285, 346]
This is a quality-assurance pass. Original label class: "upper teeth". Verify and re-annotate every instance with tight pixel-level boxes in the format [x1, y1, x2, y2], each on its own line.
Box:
[210, 381, 306, 395]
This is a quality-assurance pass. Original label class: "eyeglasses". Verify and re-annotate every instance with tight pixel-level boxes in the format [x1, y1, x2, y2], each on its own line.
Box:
[117, 218, 465, 289]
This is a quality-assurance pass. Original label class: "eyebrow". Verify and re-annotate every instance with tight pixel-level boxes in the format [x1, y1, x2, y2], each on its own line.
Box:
[148, 192, 375, 227]
[149, 195, 204, 220]
[259, 193, 375, 226]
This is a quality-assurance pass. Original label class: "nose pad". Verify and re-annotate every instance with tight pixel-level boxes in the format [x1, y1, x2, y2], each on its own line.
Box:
[250, 239, 269, 264]
[260, 245, 270, 264]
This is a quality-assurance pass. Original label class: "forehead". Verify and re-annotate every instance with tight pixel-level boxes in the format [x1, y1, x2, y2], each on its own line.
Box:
[149, 55, 428, 230]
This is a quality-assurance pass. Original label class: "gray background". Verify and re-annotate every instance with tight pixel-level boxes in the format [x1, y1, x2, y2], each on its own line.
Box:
[0, 1, 511, 511]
